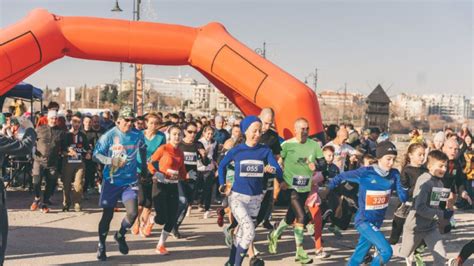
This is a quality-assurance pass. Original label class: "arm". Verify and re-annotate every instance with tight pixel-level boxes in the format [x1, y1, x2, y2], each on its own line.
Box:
[218, 148, 234, 186]
[414, 182, 444, 220]
[179, 153, 187, 180]
[0, 128, 36, 155]
[93, 134, 112, 165]
[400, 168, 414, 199]
[394, 170, 409, 203]
[328, 167, 363, 190]
[196, 142, 210, 165]
[266, 149, 283, 182]
[147, 146, 164, 174]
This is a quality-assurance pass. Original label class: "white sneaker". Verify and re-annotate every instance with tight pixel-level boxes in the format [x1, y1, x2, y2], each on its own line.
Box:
[314, 250, 330, 259]
[203, 211, 210, 219]
[186, 206, 192, 217]
[448, 258, 459, 266]
[405, 255, 414, 266]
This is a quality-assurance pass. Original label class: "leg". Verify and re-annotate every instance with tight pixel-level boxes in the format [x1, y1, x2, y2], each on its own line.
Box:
[202, 171, 214, 212]
[44, 167, 58, 202]
[423, 229, 447, 266]
[72, 165, 84, 206]
[389, 215, 406, 245]
[153, 182, 168, 225]
[399, 228, 424, 259]
[348, 234, 372, 266]
[98, 208, 115, 245]
[458, 240, 474, 264]
[61, 165, 73, 208]
[353, 222, 393, 266]
[308, 205, 323, 251]
[158, 184, 179, 250]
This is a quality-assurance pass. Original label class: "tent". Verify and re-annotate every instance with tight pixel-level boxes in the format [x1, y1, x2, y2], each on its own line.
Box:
[0, 82, 43, 121]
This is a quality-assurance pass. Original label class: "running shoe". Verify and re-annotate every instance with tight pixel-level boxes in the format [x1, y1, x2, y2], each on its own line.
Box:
[249, 256, 265, 266]
[414, 253, 425, 266]
[41, 205, 50, 213]
[186, 206, 192, 217]
[155, 244, 169, 255]
[295, 248, 313, 264]
[314, 249, 331, 259]
[216, 208, 225, 227]
[74, 203, 81, 212]
[223, 225, 233, 248]
[62, 205, 69, 212]
[141, 216, 154, 237]
[267, 230, 279, 254]
[447, 257, 460, 266]
[322, 209, 333, 222]
[450, 216, 456, 229]
[114, 232, 129, 255]
[262, 220, 274, 230]
[203, 210, 210, 219]
[328, 224, 342, 237]
[30, 200, 40, 211]
[132, 219, 140, 235]
[96, 243, 107, 261]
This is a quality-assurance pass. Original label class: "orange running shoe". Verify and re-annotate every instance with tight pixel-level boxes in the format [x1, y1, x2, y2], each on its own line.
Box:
[41, 205, 50, 213]
[30, 200, 40, 211]
[141, 219, 154, 237]
[132, 219, 140, 235]
[155, 245, 169, 255]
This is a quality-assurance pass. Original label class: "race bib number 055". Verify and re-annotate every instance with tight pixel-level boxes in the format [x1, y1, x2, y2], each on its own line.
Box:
[365, 190, 390, 210]
[239, 160, 264, 178]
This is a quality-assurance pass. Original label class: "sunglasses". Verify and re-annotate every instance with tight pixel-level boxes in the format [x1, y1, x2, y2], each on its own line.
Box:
[123, 118, 136, 123]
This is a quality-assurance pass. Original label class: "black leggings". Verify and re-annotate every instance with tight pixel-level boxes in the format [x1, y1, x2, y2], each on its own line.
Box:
[198, 171, 214, 211]
[256, 190, 273, 226]
[98, 200, 138, 245]
[284, 190, 309, 225]
[83, 160, 97, 191]
[459, 240, 474, 264]
[138, 182, 153, 209]
[389, 215, 405, 244]
[153, 182, 179, 232]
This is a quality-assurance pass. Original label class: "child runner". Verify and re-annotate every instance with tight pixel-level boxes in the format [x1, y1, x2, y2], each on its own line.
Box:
[399, 150, 456, 266]
[326, 141, 408, 265]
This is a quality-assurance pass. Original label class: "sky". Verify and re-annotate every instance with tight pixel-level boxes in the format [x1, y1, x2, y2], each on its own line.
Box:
[0, 0, 472, 97]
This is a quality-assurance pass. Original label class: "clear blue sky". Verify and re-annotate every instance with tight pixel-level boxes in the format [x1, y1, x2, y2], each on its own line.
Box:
[1, 0, 472, 97]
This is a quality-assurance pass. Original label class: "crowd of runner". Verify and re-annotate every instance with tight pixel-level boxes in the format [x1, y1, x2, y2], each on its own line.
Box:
[2, 101, 474, 266]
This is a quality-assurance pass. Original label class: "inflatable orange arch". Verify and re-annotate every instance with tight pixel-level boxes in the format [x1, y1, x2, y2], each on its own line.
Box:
[0, 9, 323, 139]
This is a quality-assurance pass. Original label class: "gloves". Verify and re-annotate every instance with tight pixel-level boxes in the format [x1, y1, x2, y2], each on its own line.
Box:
[443, 210, 454, 219]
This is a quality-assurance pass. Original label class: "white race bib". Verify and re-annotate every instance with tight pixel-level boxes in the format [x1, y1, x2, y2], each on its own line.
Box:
[365, 190, 390, 210]
[292, 175, 310, 190]
[239, 160, 264, 178]
[183, 151, 197, 165]
[430, 187, 450, 207]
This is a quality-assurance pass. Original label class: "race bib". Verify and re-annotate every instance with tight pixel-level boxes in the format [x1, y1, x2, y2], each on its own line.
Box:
[67, 145, 83, 163]
[365, 190, 390, 210]
[239, 160, 264, 178]
[430, 187, 450, 207]
[292, 175, 310, 190]
[183, 151, 197, 165]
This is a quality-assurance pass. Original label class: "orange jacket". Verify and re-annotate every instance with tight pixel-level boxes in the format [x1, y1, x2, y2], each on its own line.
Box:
[148, 143, 187, 181]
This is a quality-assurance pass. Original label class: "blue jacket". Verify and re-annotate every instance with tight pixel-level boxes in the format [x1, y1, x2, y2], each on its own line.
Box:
[218, 143, 283, 196]
[329, 166, 408, 228]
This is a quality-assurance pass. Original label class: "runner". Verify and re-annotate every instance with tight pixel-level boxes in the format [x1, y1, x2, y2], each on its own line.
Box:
[61, 113, 90, 212]
[325, 141, 408, 265]
[93, 106, 147, 261]
[148, 125, 187, 255]
[268, 117, 324, 264]
[82, 115, 103, 196]
[399, 150, 454, 266]
[172, 121, 208, 238]
[196, 126, 218, 219]
[218, 115, 283, 266]
[31, 110, 66, 213]
[132, 113, 166, 237]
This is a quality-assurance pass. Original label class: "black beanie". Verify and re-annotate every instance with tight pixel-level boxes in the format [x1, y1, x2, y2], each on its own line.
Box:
[376, 141, 398, 159]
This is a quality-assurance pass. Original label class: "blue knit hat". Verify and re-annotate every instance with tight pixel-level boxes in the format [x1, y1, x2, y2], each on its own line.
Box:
[240, 115, 261, 134]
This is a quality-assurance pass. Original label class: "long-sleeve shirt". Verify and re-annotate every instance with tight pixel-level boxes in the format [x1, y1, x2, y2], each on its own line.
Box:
[93, 127, 146, 186]
[0, 127, 36, 178]
[404, 172, 449, 232]
[218, 143, 283, 196]
[328, 165, 408, 228]
[148, 143, 187, 183]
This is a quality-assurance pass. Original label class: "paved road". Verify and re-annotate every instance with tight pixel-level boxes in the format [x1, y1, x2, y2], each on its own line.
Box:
[4, 189, 474, 265]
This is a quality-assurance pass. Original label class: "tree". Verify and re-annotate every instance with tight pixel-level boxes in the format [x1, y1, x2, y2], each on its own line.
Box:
[100, 86, 110, 102]
[108, 86, 118, 104]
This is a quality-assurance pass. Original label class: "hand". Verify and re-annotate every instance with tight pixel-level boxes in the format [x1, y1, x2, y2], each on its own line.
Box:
[443, 210, 454, 219]
[349, 155, 358, 163]
[264, 165, 276, 174]
[218, 185, 227, 194]
[68, 148, 78, 157]
[461, 191, 473, 205]
[279, 182, 288, 191]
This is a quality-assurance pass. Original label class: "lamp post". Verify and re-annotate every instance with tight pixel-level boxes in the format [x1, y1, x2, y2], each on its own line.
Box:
[112, 0, 143, 115]
[255, 41, 266, 58]
[304, 68, 318, 93]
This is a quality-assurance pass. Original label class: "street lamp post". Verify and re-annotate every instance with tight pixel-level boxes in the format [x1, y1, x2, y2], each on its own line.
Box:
[304, 68, 318, 93]
[255, 41, 266, 58]
[112, 0, 144, 115]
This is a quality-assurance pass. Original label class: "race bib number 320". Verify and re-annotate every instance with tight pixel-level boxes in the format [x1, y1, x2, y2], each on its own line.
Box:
[365, 190, 390, 210]
[239, 160, 264, 178]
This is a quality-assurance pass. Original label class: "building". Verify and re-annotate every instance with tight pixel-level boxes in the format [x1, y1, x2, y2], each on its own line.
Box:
[318, 90, 364, 106]
[190, 83, 240, 116]
[144, 76, 197, 100]
[422, 94, 470, 121]
[392, 93, 427, 120]
[365, 84, 390, 130]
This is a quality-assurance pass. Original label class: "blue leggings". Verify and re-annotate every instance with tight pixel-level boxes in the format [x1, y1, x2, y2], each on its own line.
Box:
[348, 222, 393, 266]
